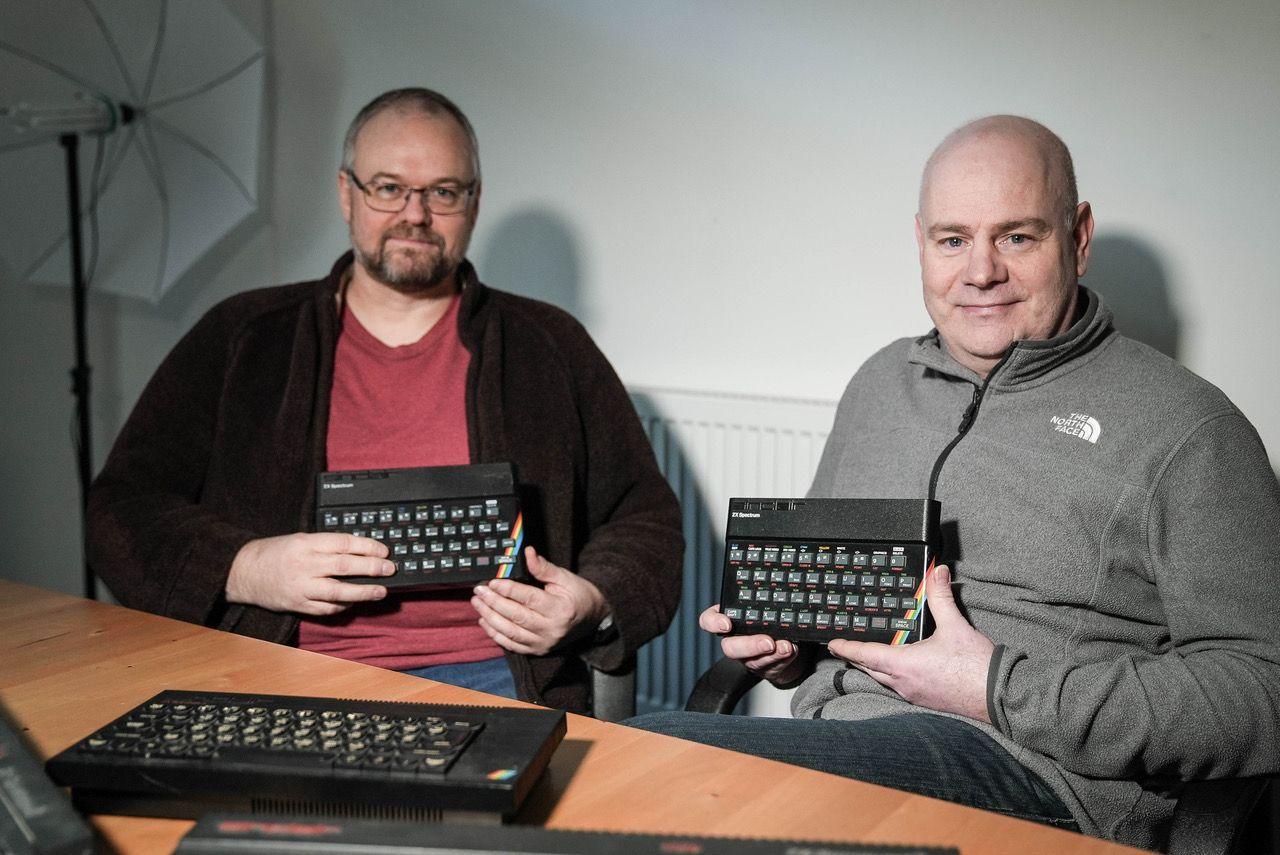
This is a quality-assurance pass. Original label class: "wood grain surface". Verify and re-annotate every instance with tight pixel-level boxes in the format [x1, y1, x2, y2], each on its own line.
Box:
[0, 580, 1149, 854]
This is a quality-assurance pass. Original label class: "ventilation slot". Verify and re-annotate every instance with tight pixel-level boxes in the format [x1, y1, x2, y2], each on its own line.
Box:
[250, 798, 444, 823]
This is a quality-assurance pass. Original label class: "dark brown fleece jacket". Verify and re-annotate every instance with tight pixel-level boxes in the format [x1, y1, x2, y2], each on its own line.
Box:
[87, 253, 684, 714]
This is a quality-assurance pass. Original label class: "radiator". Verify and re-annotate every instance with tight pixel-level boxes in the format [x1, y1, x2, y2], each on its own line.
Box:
[628, 386, 836, 716]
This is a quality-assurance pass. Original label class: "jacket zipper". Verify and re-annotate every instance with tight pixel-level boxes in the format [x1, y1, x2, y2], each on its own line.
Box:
[926, 349, 1014, 505]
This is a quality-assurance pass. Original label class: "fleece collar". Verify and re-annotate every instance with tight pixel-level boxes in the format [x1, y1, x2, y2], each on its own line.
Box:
[907, 286, 1115, 390]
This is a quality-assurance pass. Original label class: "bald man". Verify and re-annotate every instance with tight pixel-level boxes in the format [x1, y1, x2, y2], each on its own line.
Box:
[629, 116, 1280, 850]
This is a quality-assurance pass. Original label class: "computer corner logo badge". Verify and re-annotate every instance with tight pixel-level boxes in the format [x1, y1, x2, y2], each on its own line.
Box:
[486, 767, 518, 781]
[1051, 412, 1102, 444]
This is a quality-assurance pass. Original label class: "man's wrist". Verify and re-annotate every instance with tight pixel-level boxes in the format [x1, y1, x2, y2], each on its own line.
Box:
[224, 540, 255, 604]
[579, 577, 611, 627]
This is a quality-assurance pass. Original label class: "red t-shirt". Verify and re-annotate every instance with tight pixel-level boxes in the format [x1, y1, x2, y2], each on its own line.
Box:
[298, 294, 502, 669]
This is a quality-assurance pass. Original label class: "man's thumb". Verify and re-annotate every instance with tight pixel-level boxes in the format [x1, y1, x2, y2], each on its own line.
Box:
[926, 564, 960, 625]
[524, 546, 559, 581]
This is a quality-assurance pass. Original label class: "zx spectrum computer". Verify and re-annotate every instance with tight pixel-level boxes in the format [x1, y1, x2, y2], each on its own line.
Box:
[26, 464, 952, 855]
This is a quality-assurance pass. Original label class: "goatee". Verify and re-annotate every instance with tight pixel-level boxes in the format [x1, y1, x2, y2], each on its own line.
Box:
[355, 226, 458, 294]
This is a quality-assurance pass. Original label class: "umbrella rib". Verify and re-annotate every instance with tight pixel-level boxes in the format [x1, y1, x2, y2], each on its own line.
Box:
[148, 116, 255, 205]
[145, 51, 264, 112]
[0, 39, 100, 94]
[0, 136, 58, 155]
[133, 120, 168, 206]
[7, 3, 260, 298]
[141, 0, 168, 105]
[131, 116, 170, 295]
[19, 223, 69, 282]
[33, 117, 168, 293]
[17, 131, 127, 286]
[81, 0, 141, 103]
[90, 123, 138, 202]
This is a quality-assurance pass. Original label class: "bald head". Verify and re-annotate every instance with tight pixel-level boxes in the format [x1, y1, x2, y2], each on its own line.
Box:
[920, 115, 1077, 231]
[913, 115, 1094, 378]
[342, 87, 481, 182]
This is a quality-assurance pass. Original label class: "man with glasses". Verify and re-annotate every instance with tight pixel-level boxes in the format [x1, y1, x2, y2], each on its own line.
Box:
[87, 88, 683, 713]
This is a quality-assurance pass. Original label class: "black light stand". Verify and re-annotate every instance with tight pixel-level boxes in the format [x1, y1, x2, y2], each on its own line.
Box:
[59, 132, 96, 601]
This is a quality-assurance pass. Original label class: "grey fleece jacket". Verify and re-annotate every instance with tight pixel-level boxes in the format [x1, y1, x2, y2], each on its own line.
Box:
[792, 288, 1280, 850]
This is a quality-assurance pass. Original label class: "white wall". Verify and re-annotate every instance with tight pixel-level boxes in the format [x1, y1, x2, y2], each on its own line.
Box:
[2, 0, 1277, 598]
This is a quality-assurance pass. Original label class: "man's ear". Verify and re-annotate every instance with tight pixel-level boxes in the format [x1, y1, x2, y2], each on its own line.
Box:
[1073, 201, 1095, 278]
[338, 169, 353, 225]
[914, 213, 926, 261]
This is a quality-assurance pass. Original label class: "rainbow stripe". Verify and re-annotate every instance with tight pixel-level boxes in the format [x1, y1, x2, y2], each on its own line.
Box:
[890, 556, 934, 645]
[486, 767, 518, 781]
[496, 512, 525, 579]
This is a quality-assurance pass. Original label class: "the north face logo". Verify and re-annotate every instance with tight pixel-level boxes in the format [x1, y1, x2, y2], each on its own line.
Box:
[1051, 412, 1101, 444]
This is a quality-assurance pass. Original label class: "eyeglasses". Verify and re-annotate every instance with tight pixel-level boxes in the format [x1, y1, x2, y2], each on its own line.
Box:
[345, 169, 476, 215]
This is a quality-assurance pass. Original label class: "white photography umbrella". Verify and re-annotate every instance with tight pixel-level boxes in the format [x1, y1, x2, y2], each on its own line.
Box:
[0, 0, 265, 301]
[0, 0, 265, 598]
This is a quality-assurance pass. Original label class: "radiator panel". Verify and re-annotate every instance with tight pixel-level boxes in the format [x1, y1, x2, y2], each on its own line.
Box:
[628, 387, 835, 716]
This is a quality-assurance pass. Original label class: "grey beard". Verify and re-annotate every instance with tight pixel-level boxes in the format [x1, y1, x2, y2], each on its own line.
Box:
[354, 242, 454, 294]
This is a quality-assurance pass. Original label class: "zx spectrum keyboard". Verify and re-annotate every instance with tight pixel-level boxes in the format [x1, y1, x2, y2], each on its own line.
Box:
[178, 814, 960, 854]
[45, 690, 565, 823]
[718, 498, 939, 645]
[316, 463, 528, 591]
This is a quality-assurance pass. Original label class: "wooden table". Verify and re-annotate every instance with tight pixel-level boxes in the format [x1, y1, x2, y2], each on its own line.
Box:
[0, 580, 1146, 854]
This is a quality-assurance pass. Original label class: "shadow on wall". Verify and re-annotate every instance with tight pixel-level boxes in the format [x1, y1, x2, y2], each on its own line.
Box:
[476, 207, 589, 327]
[1085, 234, 1181, 361]
[476, 209, 721, 711]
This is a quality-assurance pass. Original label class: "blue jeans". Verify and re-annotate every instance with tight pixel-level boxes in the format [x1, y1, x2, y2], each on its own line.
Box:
[401, 656, 517, 699]
[625, 711, 1078, 830]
